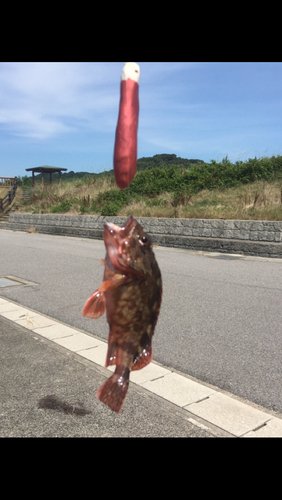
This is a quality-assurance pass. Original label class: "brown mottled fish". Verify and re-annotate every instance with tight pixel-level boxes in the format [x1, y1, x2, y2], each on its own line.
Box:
[82, 215, 162, 413]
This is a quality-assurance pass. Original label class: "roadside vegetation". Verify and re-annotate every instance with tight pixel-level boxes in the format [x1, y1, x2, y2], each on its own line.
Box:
[13, 154, 282, 220]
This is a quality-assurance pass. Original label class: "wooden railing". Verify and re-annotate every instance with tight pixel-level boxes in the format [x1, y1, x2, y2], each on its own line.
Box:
[0, 177, 16, 188]
[0, 177, 17, 212]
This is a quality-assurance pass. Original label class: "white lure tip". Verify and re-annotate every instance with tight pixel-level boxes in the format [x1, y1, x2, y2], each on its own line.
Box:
[121, 62, 140, 83]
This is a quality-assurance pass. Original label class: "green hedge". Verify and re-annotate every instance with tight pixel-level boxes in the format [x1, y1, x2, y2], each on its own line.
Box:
[18, 155, 282, 216]
[90, 156, 282, 215]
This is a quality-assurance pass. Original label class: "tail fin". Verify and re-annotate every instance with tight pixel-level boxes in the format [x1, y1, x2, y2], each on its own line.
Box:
[96, 370, 129, 414]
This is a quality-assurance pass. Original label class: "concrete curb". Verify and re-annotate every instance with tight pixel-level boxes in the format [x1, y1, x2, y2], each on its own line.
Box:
[1, 296, 282, 437]
[1, 213, 282, 258]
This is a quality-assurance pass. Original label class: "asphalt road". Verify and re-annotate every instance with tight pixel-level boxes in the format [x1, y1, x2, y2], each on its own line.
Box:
[1, 229, 282, 415]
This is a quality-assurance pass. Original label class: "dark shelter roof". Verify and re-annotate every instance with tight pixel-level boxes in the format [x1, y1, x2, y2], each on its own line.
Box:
[26, 165, 68, 174]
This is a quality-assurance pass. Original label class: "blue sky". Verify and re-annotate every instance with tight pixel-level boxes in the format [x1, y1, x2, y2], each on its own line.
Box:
[0, 62, 282, 179]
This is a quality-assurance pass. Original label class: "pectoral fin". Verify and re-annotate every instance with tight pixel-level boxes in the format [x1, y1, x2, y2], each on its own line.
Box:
[82, 289, 106, 318]
[82, 275, 128, 319]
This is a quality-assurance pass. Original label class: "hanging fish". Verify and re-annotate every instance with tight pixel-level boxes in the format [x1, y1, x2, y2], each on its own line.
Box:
[82, 215, 162, 413]
[113, 62, 140, 189]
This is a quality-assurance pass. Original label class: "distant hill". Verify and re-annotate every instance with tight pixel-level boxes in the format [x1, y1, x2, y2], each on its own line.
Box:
[136, 154, 204, 171]
[29, 154, 204, 182]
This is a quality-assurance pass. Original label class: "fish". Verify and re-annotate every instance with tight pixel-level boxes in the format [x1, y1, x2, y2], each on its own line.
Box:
[82, 214, 162, 413]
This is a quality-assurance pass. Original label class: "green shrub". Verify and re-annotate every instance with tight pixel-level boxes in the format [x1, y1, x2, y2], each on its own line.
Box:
[90, 189, 131, 216]
[22, 154, 282, 217]
[50, 201, 71, 213]
[86, 155, 282, 215]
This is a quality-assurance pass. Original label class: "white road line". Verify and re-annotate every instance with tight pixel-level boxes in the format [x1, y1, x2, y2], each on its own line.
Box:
[1, 296, 282, 437]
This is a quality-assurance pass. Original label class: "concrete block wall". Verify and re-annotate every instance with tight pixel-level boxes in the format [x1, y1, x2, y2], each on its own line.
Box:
[1, 213, 282, 258]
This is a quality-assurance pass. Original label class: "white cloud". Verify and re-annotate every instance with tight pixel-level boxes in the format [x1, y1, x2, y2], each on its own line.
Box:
[0, 62, 121, 140]
[0, 62, 204, 141]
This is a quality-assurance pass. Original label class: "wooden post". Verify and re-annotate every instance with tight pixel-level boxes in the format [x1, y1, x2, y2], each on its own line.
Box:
[32, 171, 35, 187]
[41, 171, 44, 185]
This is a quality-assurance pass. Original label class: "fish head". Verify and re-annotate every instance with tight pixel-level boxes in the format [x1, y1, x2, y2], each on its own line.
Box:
[103, 215, 153, 276]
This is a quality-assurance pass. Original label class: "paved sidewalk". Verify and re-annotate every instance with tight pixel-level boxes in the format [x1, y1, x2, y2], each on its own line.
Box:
[0, 302, 215, 437]
[1, 297, 282, 437]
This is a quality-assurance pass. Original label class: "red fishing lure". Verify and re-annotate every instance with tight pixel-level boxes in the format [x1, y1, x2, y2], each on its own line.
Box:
[113, 63, 140, 190]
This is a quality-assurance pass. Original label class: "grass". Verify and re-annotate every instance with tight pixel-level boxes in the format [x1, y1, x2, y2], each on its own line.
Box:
[0, 187, 10, 197]
[8, 156, 282, 220]
[16, 175, 116, 215]
[1, 185, 22, 215]
[12, 177, 282, 221]
[118, 180, 282, 220]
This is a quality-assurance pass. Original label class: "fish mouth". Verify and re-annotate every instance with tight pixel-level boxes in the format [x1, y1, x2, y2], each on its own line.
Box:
[104, 215, 135, 240]
[103, 215, 137, 273]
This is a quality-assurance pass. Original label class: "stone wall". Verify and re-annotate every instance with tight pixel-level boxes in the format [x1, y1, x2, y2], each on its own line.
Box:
[1, 213, 282, 258]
